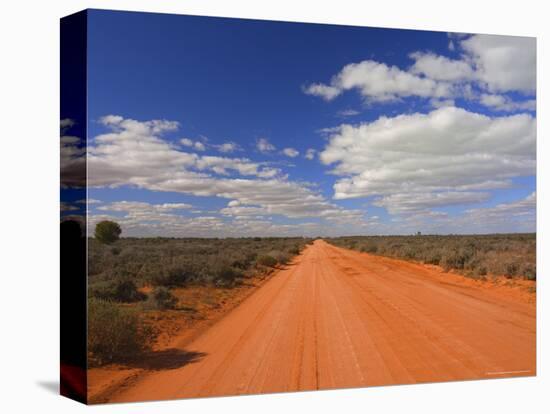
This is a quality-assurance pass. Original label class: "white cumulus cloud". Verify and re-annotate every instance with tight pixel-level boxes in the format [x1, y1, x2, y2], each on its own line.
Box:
[409, 52, 474, 82]
[305, 60, 452, 102]
[304, 34, 535, 111]
[319, 107, 535, 209]
[461, 34, 536, 93]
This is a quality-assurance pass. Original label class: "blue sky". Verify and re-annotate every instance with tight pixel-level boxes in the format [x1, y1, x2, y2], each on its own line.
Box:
[61, 9, 536, 237]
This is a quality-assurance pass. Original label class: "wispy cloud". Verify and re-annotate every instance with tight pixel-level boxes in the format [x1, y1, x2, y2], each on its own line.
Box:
[479, 94, 536, 112]
[304, 148, 316, 160]
[282, 147, 299, 158]
[180, 138, 206, 151]
[336, 109, 360, 117]
[215, 141, 240, 153]
[256, 137, 275, 153]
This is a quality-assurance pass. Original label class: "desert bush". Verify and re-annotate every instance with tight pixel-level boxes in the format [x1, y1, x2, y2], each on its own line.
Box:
[212, 264, 242, 287]
[245, 251, 258, 264]
[503, 261, 520, 278]
[257, 255, 277, 267]
[148, 263, 200, 287]
[88, 298, 150, 364]
[423, 250, 442, 265]
[268, 250, 290, 265]
[287, 245, 300, 255]
[441, 248, 473, 270]
[476, 266, 488, 276]
[148, 286, 178, 310]
[360, 243, 378, 254]
[401, 246, 417, 260]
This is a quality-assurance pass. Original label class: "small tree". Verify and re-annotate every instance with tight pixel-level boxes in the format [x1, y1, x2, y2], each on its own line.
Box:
[95, 220, 121, 244]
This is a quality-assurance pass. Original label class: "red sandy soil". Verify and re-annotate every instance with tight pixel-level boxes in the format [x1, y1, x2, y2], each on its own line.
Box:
[94, 240, 536, 403]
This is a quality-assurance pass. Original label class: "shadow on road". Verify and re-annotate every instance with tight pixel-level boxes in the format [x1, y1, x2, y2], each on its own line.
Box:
[126, 348, 207, 371]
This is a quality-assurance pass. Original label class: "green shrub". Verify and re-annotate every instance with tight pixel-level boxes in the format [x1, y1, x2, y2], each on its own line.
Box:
[361, 244, 378, 254]
[287, 245, 300, 255]
[149, 263, 199, 287]
[277, 253, 290, 264]
[88, 298, 150, 364]
[94, 220, 121, 245]
[257, 255, 277, 267]
[213, 264, 242, 287]
[268, 250, 290, 265]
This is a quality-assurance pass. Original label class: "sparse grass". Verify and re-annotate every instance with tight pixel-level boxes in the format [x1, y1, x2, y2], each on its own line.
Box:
[326, 234, 535, 280]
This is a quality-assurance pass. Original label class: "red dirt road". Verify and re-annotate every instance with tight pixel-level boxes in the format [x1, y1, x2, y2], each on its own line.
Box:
[108, 240, 536, 403]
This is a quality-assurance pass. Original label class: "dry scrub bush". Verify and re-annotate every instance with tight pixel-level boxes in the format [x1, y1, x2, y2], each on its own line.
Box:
[147, 286, 178, 310]
[257, 255, 277, 267]
[88, 237, 311, 297]
[88, 298, 151, 364]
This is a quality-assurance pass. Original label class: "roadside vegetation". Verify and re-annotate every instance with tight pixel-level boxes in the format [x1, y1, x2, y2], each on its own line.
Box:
[87, 227, 311, 366]
[326, 233, 536, 280]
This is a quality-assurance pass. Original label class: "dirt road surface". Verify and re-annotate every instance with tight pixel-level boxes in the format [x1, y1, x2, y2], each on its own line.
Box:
[108, 240, 536, 403]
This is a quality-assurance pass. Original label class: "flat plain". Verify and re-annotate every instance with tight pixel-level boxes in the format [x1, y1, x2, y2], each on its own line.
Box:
[89, 238, 536, 403]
